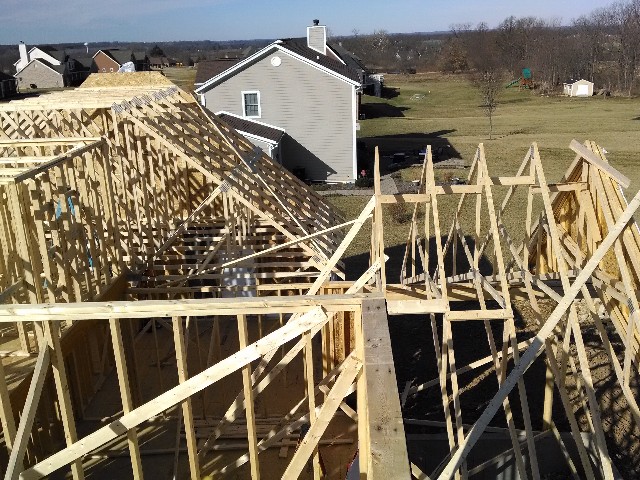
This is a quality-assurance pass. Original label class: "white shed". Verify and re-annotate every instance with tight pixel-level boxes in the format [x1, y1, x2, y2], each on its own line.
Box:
[563, 79, 594, 97]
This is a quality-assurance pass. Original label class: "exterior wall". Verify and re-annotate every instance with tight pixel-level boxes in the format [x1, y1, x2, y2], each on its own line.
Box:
[15, 62, 64, 89]
[93, 52, 120, 73]
[570, 80, 594, 97]
[202, 51, 356, 182]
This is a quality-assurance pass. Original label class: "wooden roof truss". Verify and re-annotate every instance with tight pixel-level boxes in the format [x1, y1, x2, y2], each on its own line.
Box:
[0, 83, 639, 480]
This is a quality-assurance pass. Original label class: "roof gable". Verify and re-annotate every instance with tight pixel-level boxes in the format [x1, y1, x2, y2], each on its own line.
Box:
[195, 41, 360, 94]
[27, 46, 65, 65]
[15, 58, 65, 77]
[278, 38, 360, 82]
[93, 49, 135, 67]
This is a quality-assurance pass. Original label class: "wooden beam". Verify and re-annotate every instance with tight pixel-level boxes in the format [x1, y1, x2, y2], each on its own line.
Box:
[446, 310, 512, 321]
[437, 184, 640, 480]
[0, 137, 102, 146]
[281, 355, 362, 479]
[0, 357, 17, 463]
[569, 139, 630, 188]
[109, 318, 144, 480]
[361, 297, 410, 478]
[0, 293, 376, 322]
[4, 347, 50, 480]
[19, 307, 332, 479]
[172, 317, 200, 479]
[386, 298, 448, 315]
[237, 314, 260, 480]
[12, 140, 104, 183]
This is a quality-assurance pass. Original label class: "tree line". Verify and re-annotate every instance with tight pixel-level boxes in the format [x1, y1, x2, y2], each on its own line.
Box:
[339, 0, 640, 95]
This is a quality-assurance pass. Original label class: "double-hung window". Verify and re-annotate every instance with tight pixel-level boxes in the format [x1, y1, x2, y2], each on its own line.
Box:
[242, 91, 260, 118]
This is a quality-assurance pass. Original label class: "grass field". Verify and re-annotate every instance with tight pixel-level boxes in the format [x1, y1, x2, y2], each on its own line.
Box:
[163, 66, 197, 92]
[327, 72, 640, 265]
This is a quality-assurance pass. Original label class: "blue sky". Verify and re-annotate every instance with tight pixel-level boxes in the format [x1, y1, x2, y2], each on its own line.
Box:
[0, 0, 609, 44]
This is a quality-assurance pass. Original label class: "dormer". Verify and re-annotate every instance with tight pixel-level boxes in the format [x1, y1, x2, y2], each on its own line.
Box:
[307, 19, 326, 56]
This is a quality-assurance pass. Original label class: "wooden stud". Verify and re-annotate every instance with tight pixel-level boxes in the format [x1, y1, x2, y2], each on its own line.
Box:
[237, 314, 260, 480]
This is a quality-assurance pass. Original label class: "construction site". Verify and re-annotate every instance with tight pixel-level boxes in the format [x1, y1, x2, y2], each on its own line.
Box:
[0, 73, 639, 480]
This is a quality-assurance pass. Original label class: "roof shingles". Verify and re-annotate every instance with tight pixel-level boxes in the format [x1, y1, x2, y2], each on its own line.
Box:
[278, 38, 360, 83]
[195, 58, 243, 85]
[217, 113, 285, 144]
[195, 38, 362, 89]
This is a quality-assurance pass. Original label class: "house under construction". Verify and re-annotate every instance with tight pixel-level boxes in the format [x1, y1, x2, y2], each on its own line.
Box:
[0, 74, 639, 479]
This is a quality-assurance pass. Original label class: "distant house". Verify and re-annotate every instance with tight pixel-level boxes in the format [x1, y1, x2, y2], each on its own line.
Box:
[195, 20, 363, 182]
[14, 43, 90, 90]
[212, 46, 254, 60]
[15, 60, 67, 89]
[563, 79, 594, 97]
[14, 44, 66, 72]
[149, 56, 178, 69]
[92, 49, 150, 73]
[0, 71, 17, 99]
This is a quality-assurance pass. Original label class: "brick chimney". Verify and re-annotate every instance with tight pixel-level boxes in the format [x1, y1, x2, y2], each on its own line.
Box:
[307, 19, 326, 55]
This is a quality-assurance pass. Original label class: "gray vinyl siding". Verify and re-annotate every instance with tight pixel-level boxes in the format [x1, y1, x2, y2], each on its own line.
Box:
[202, 51, 355, 182]
[15, 62, 64, 89]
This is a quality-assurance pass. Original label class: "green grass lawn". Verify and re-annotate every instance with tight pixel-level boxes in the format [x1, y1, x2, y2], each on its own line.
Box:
[360, 72, 640, 184]
[329, 72, 640, 263]
[163, 67, 197, 92]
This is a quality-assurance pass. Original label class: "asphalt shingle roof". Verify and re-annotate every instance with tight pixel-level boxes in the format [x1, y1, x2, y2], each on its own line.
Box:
[330, 43, 368, 73]
[196, 38, 362, 88]
[104, 49, 134, 66]
[217, 113, 285, 144]
[278, 38, 360, 83]
[195, 58, 243, 84]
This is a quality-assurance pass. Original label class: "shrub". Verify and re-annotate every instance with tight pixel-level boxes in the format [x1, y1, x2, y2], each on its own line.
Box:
[355, 177, 374, 188]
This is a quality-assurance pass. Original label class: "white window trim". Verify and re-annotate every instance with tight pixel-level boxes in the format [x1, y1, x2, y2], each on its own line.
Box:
[241, 90, 261, 118]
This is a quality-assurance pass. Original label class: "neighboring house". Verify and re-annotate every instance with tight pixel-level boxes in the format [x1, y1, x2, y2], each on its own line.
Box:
[92, 49, 150, 73]
[212, 46, 254, 60]
[149, 56, 178, 69]
[0, 72, 18, 99]
[15, 60, 66, 89]
[14, 43, 90, 89]
[563, 79, 594, 97]
[14, 44, 66, 72]
[195, 20, 363, 182]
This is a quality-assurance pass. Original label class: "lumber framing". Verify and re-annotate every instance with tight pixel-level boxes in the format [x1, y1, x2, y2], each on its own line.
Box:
[1, 78, 640, 479]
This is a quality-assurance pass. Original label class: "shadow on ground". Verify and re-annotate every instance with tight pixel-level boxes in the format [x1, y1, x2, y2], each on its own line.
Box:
[342, 231, 640, 477]
[358, 131, 463, 176]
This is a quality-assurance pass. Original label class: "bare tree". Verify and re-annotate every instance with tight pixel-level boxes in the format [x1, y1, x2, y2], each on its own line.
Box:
[473, 69, 504, 140]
